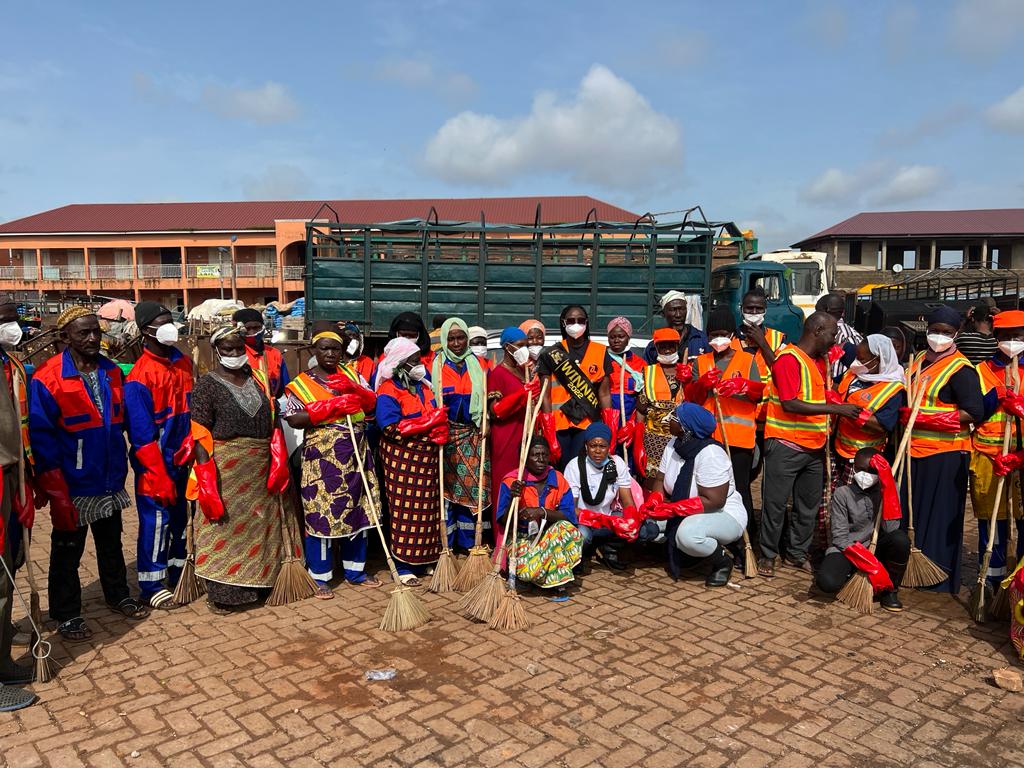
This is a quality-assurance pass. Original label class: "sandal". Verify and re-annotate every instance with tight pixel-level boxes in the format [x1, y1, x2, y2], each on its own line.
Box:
[784, 557, 814, 574]
[109, 598, 150, 620]
[398, 574, 421, 587]
[314, 583, 335, 600]
[757, 557, 776, 579]
[206, 599, 232, 616]
[351, 575, 382, 588]
[147, 589, 182, 611]
[57, 617, 93, 643]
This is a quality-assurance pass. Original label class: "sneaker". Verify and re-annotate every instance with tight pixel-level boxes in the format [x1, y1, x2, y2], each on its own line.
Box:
[0, 683, 36, 712]
[10, 624, 30, 648]
[0, 660, 34, 685]
[879, 591, 904, 613]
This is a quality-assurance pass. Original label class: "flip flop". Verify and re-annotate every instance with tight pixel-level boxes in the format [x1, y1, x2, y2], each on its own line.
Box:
[109, 598, 150, 620]
[314, 584, 335, 600]
[757, 557, 776, 579]
[351, 575, 382, 588]
[57, 617, 92, 643]
[148, 589, 182, 611]
[398, 574, 421, 587]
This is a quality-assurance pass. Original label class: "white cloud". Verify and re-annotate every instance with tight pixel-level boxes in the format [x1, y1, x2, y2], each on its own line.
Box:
[871, 165, 945, 205]
[423, 64, 682, 188]
[802, 162, 944, 207]
[802, 168, 863, 205]
[950, 0, 1024, 59]
[201, 81, 300, 124]
[986, 85, 1024, 133]
[240, 164, 313, 199]
[877, 104, 971, 148]
[373, 57, 477, 102]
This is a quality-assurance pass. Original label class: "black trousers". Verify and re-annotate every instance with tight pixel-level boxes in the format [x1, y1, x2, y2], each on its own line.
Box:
[555, 428, 588, 473]
[759, 439, 823, 563]
[730, 447, 755, 537]
[0, 468, 16, 665]
[816, 529, 911, 594]
[48, 510, 130, 623]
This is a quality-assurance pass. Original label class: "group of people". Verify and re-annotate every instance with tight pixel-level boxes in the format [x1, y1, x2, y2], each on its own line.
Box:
[2, 287, 1024, 712]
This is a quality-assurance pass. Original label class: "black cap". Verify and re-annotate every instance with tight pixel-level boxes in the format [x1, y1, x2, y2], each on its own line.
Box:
[135, 301, 170, 329]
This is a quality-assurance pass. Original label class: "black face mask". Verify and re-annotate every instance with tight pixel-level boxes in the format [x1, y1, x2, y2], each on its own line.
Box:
[244, 334, 265, 354]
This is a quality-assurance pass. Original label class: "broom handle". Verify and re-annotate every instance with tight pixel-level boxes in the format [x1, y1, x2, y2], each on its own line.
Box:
[437, 444, 450, 552]
[979, 358, 1020, 573]
[619, 359, 628, 462]
[892, 380, 928, 477]
[346, 415, 404, 584]
[903, 369, 916, 541]
[473, 388, 489, 549]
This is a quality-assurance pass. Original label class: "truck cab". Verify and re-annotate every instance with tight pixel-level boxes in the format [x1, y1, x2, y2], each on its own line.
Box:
[754, 250, 828, 317]
[709, 261, 806, 342]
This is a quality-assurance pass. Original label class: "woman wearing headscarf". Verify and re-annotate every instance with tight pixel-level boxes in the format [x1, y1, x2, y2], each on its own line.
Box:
[644, 403, 747, 587]
[903, 305, 984, 592]
[495, 435, 581, 593]
[519, 319, 546, 363]
[488, 327, 540, 551]
[338, 321, 375, 383]
[283, 322, 380, 597]
[634, 328, 686, 486]
[386, 312, 433, 369]
[606, 316, 644, 443]
[189, 324, 303, 612]
[536, 305, 614, 471]
[432, 318, 490, 552]
[468, 326, 491, 371]
[375, 336, 448, 584]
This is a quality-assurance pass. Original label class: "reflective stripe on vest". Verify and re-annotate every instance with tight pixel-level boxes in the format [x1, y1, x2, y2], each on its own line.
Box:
[973, 360, 1013, 455]
[285, 370, 365, 424]
[643, 364, 681, 403]
[834, 374, 904, 459]
[765, 345, 828, 449]
[696, 350, 758, 450]
[908, 352, 972, 458]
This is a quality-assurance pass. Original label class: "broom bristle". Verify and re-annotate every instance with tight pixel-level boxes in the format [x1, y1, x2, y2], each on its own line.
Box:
[990, 585, 1011, 621]
[379, 586, 430, 632]
[266, 559, 318, 607]
[900, 548, 947, 588]
[836, 572, 873, 615]
[488, 588, 530, 631]
[743, 546, 758, 580]
[29, 593, 54, 683]
[428, 549, 460, 594]
[453, 546, 492, 592]
[173, 560, 206, 605]
[458, 569, 505, 622]
[969, 583, 989, 623]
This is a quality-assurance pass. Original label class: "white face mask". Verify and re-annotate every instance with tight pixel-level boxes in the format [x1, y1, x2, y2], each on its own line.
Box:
[219, 353, 248, 370]
[742, 312, 764, 327]
[853, 471, 878, 490]
[408, 364, 427, 381]
[926, 333, 954, 353]
[848, 359, 872, 378]
[511, 346, 531, 366]
[346, 339, 360, 356]
[709, 336, 732, 352]
[657, 352, 680, 365]
[999, 340, 1024, 358]
[564, 322, 587, 339]
[0, 321, 22, 348]
[528, 344, 543, 360]
[152, 323, 179, 345]
[471, 345, 488, 358]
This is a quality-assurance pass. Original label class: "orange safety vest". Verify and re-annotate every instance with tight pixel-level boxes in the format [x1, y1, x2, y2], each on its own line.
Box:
[643, 363, 684, 403]
[833, 372, 904, 459]
[973, 359, 1016, 456]
[733, 326, 785, 423]
[550, 340, 608, 431]
[285, 368, 367, 424]
[695, 349, 759, 450]
[908, 352, 973, 459]
[765, 345, 828, 449]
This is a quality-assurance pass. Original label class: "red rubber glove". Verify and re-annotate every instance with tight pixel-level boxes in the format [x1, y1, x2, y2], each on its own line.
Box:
[717, 377, 764, 400]
[649, 496, 704, 520]
[523, 377, 541, 400]
[640, 490, 664, 518]
[825, 390, 844, 406]
[577, 508, 612, 530]
[609, 505, 642, 542]
[602, 408, 621, 452]
[135, 441, 177, 505]
[615, 416, 634, 448]
[900, 408, 961, 432]
[868, 453, 902, 522]
[842, 541, 894, 592]
[1001, 393, 1024, 420]
[37, 468, 78, 531]
[855, 408, 874, 427]
[267, 429, 290, 493]
[632, 419, 647, 477]
[193, 459, 225, 522]
[174, 433, 195, 467]
[675, 363, 693, 383]
[305, 394, 364, 425]
[398, 407, 448, 438]
[429, 422, 449, 445]
[493, 388, 528, 420]
[994, 450, 1024, 476]
[698, 368, 722, 390]
[828, 345, 844, 364]
[13, 479, 34, 530]
[538, 412, 560, 465]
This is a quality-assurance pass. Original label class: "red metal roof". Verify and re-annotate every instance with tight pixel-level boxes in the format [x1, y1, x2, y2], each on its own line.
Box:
[0, 196, 640, 234]
[793, 209, 1024, 247]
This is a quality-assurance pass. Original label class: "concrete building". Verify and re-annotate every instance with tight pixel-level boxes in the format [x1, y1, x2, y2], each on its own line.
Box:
[792, 208, 1024, 290]
[0, 196, 637, 308]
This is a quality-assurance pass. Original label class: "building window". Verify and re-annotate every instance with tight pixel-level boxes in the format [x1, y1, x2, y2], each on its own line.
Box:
[848, 241, 862, 265]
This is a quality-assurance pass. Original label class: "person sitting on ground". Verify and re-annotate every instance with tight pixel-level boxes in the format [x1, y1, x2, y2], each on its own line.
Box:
[816, 448, 910, 612]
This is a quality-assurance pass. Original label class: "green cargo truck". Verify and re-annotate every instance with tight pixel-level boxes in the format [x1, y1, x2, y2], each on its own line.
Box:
[304, 207, 806, 343]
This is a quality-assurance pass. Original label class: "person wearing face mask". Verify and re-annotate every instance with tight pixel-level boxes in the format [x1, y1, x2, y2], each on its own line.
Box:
[634, 328, 686, 485]
[606, 316, 644, 450]
[189, 324, 301, 613]
[232, 307, 290, 398]
[375, 337, 448, 584]
[563, 423, 637, 571]
[488, 327, 541, 551]
[432, 319, 490, 553]
[337, 321, 375, 383]
[968, 310, 1024, 593]
[387, 311, 434, 371]
[123, 301, 194, 611]
[684, 308, 763, 536]
[283, 321, 380, 598]
[758, 312, 862, 579]
[902, 305, 983, 593]
[643, 290, 709, 364]
[467, 326, 491, 372]
[30, 308, 146, 641]
[816, 292, 863, 382]
[519, 319, 547, 363]
[816, 448, 910, 611]
[536, 305, 613, 471]
[736, 288, 787, 465]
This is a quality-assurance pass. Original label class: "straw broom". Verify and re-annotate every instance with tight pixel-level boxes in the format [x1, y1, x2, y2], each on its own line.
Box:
[712, 392, 756, 579]
[453, 393, 492, 592]
[489, 490, 529, 631]
[837, 383, 924, 614]
[459, 380, 548, 622]
[266, 493, 318, 606]
[429, 441, 460, 593]
[173, 502, 206, 604]
[22, 536, 53, 683]
[990, 473, 1018, 621]
[971, 358, 1019, 622]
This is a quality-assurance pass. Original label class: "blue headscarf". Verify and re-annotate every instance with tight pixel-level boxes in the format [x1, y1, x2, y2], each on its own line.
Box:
[500, 326, 527, 346]
[583, 422, 612, 443]
[673, 402, 717, 439]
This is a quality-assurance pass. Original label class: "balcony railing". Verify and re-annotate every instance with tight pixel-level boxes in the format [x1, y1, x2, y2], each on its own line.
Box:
[41, 266, 85, 280]
[90, 264, 135, 280]
[233, 263, 276, 278]
[138, 264, 183, 279]
[0, 267, 37, 281]
[283, 265, 303, 280]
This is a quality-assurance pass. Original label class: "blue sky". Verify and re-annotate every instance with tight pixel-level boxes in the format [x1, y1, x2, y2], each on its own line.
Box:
[2, 0, 1023, 249]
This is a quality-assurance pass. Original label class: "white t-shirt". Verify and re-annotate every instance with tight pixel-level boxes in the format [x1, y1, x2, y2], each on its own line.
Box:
[658, 439, 747, 528]
[563, 454, 632, 514]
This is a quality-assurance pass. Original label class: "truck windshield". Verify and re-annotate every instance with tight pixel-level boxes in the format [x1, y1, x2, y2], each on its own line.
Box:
[789, 263, 822, 295]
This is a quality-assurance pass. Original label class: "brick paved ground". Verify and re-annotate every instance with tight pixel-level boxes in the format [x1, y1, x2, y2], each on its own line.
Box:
[2, 505, 1024, 768]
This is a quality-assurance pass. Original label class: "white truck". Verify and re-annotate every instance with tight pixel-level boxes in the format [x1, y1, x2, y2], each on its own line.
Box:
[755, 249, 829, 317]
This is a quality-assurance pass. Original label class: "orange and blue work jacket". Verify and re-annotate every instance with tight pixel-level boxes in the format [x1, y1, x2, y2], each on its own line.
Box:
[125, 347, 194, 474]
[436, 359, 475, 424]
[375, 378, 437, 430]
[29, 349, 128, 496]
[245, 344, 290, 398]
